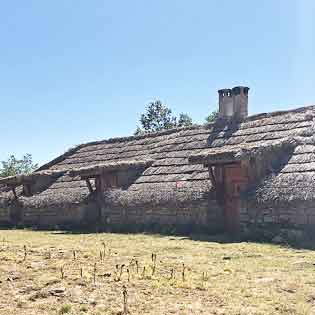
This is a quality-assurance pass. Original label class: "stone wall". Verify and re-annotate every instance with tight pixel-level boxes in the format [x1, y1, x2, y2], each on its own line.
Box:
[1, 200, 99, 228]
[240, 199, 315, 229]
[0, 187, 224, 232]
[0, 196, 11, 224]
[0, 197, 223, 232]
[100, 199, 223, 233]
[21, 206, 84, 227]
[0, 207, 10, 224]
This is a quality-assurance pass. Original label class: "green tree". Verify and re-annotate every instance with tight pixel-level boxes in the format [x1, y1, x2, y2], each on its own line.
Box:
[177, 113, 193, 127]
[205, 109, 219, 123]
[135, 100, 193, 135]
[0, 154, 38, 178]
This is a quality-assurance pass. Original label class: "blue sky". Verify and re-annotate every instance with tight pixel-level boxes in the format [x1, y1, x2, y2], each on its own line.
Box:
[0, 0, 314, 165]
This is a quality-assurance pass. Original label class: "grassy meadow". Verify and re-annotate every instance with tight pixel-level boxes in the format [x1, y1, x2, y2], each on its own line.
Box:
[0, 229, 315, 314]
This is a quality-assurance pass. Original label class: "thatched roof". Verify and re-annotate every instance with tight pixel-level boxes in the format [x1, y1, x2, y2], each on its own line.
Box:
[189, 137, 299, 165]
[250, 141, 315, 204]
[68, 159, 154, 178]
[2, 104, 315, 208]
[0, 169, 66, 187]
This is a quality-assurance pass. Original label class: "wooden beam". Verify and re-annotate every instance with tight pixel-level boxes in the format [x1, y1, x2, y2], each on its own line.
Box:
[85, 179, 94, 193]
[204, 161, 240, 167]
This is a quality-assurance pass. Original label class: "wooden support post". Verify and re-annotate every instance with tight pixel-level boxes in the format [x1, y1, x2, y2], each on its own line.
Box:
[207, 166, 217, 190]
[12, 187, 17, 199]
[207, 165, 225, 206]
[95, 176, 102, 192]
[85, 179, 93, 193]
[23, 184, 32, 197]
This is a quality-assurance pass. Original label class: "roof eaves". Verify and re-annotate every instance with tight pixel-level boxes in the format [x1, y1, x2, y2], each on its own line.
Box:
[68, 159, 154, 178]
[189, 137, 299, 165]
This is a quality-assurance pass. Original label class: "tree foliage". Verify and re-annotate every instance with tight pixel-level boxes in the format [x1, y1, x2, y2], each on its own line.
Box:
[177, 113, 193, 127]
[0, 154, 38, 178]
[135, 100, 193, 135]
[205, 110, 219, 124]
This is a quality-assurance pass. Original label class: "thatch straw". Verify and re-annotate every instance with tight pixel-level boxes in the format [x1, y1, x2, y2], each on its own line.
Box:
[0, 169, 66, 187]
[68, 159, 154, 178]
[188, 137, 299, 165]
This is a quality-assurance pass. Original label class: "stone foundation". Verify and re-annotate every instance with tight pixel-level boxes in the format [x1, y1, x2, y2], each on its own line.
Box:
[0, 197, 224, 233]
[0, 207, 10, 224]
[100, 199, 223, 233]
[241, 200, 315, 231]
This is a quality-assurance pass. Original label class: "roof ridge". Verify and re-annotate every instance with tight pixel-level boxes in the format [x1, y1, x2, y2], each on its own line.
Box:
[37, 104, 315, 172]
[244, 105, 315, 122]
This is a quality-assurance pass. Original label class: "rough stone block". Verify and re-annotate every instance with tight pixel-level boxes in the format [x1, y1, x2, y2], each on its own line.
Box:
[263, 215, 274, 223]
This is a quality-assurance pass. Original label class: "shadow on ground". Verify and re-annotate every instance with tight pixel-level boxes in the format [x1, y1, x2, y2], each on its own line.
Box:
[2, 225, 315, 250]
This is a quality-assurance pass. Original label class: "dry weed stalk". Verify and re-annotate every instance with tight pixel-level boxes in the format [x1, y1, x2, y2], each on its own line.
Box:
[135, 260, 139, 274]
[102, 241, 112, 257]
[129, 258, 138, 275]
[114, 264, 119, 281]
[151, 253, 157, 276]
[202, 271, 208, 281]
[114, 264, 125, 282]
[119, 264, 125, 281]
[80, 266, 83, 278]
[93, 262, 97, 284]
[169, 268, 174, 280]
[122, 285, 128, 314]
[23, 245, 27, 261]
[60, 266, 65, 280]
[141, 266, 146, 279]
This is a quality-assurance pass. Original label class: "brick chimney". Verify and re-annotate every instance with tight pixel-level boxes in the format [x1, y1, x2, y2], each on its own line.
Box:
[218, 86, 249, 120]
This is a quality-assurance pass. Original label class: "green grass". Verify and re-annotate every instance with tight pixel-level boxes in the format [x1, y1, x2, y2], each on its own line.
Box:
[59, 304, 71, 314]
[0, 229, 315, 314]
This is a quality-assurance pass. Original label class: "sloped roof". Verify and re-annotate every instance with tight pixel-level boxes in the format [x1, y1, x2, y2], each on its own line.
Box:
[188, 137, 299, 165]
[2, 105, 315, 208]
[253, 141, 315, 204]
[68, 159, 154, 178]
[0, 169, 66, 187]
[18, 125, 214, 208]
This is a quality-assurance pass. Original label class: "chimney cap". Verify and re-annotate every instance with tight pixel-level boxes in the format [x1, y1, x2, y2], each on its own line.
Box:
[218, 85, 250, 120]
[232, 86, 250, 95]
[218, 88, 232, 96]
[218, 88, 232, 94]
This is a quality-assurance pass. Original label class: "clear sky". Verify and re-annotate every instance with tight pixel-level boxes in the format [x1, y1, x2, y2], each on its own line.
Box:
[0, 0, 314, 165]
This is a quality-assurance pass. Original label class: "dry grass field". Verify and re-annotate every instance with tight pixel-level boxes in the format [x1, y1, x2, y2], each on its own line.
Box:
[0, 230, 315, 315]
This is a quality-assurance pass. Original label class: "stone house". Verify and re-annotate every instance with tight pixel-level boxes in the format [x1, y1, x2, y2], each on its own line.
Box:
[1, 86, 315, 233]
